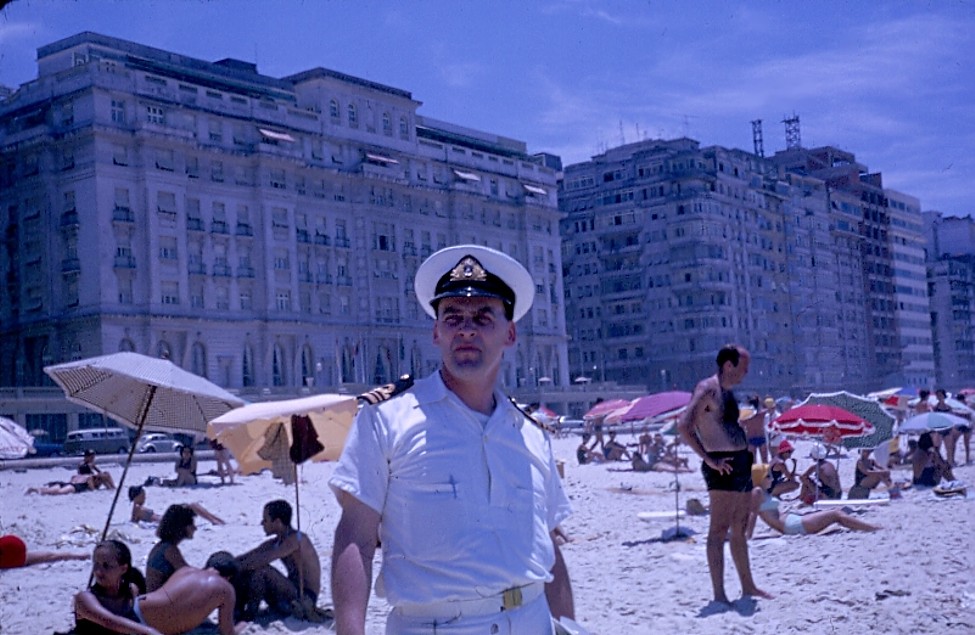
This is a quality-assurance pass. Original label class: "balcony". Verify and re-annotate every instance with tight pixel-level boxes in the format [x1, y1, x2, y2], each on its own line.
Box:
[236, 223, 254, 237]
[336, 276, 353, 286]
[113, 206, 135, 222]
[186, 217, 204, 231]
[60, 210, 79, 227]
[114, 255, 136, 269]
[334, 237, 351, 248]
[188, 262, 207, 275]
[296, 229, 310, 243]
[211, 220, 229, 234]
[314, 233, 330, 246]
[236, 265, 255, 278]
[212, 263, 231, 277]
[61, 257, 80, 273]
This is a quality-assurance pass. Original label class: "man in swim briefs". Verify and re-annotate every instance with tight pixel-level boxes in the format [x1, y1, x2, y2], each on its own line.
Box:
[678, 344, 771, 604]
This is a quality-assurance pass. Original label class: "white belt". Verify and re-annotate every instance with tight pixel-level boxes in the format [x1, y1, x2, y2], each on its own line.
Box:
[396, 582, 546, 619]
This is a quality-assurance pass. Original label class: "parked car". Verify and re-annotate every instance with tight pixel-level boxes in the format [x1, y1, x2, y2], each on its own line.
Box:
[136, 432, 181, 453]
[63, 427, 132, 455]
[28, 431, 64, 457]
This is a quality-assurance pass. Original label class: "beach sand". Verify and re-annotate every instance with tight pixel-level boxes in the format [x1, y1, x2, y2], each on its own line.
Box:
[1, 435, 973, 634]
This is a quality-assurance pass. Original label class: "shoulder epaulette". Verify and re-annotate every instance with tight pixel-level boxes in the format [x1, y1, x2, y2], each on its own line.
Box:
[357, 374, 414, 406]
[508, 396, 555, 433]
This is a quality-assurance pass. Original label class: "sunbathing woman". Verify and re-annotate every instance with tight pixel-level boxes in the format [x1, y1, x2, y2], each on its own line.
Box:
[748, 471, 879, 538]
[145, 505, 196, 592]
[74, 539, 246, 635]
[26, 473, 104, 495]
[128, 486, 225, 525]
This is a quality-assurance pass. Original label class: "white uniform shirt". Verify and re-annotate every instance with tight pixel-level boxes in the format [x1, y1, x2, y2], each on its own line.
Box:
[329, 371, 571, 608]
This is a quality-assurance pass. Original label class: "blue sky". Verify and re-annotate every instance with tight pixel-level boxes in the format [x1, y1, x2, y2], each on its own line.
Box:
[1, 0, 972, 217]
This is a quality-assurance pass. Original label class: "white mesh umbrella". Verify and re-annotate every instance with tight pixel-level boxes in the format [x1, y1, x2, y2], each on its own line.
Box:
[44, 352, 246, 539]
[0, 416, 35, 460]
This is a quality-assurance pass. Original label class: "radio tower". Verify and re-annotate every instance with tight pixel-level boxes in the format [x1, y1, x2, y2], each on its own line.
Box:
[751, 119, 765, 157]
[782, 114, 801, 150]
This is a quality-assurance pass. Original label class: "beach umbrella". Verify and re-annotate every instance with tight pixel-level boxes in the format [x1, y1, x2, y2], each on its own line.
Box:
[583, 398, 631, 420]
[607, 391, 692, 424]
[770, 404, 874, 444]
[957, 387, 975, 397]
[0, 417, 35, 460]
[44, 352, 246, 540]
[802, 391, 896, 450]
[899, 411, 969, 434]
[207, 393, 358, 478]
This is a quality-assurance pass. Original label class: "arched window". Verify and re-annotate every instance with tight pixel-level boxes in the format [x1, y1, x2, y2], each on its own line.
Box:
[272, 344, 286, 386]
[301, 345, 314, 385]
[242, 345, 254, 387]
[341, 343, 354, 384]
[373, 346, 392, 384]
[382, 113, 392, 136]
[157, 340, 172, 361]
[347, 104, 358, 128]
[329, 99, 339, 119]
[399, 116, 409, 139]
[191, 342, 207, 378]
[119, 338, 136, 352]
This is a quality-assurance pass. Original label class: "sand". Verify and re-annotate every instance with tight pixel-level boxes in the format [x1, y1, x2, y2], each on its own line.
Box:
[1, 435, 973, 634]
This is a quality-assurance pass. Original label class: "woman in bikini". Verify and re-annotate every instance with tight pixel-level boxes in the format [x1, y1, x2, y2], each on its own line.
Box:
[145, 505, 196, 592]
[26, 473, 102, 495]
[912, 432, 954, 487]
[767, 439, 800, 498]
[128, 486, 225, 525]
[74, 539, 245, 635]
[748, 470, 879, 538]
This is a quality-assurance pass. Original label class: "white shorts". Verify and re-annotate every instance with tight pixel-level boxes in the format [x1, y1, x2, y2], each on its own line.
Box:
[386, 591, 554, 635]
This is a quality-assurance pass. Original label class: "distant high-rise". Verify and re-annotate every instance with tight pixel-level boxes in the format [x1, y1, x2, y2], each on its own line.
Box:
[0, 32, 568, 399]
[924, 212, 975, 388]
[560, 136, 931, 395]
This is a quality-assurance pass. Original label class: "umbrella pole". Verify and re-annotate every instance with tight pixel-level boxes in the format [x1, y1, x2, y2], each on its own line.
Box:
[293, 461, 305, 609]
[99, 387, 155, 542]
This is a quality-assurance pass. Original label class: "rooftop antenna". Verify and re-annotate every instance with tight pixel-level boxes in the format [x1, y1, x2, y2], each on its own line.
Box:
[751, 119, 765, 157]
[619, 119, 626, 146]
[782, 113, 801, 150]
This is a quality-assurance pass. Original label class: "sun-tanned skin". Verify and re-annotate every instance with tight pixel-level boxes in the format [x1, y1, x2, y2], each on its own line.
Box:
[678, 345, 772, 604]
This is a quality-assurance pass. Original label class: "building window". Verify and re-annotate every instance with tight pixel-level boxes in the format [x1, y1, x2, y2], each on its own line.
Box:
[112, 144, 128, 166]
[329, 99, 340, 119]
[272, 345, 286, 386]
[239, 288, 252, 310]
[111, 100, 126, 124]
[242, 346, 254, 387]
[348, 104, 358, 128]
[399, 116, 409, 139]
[155, 149, 174, 171]
[146, 105, 165, 125]
[161, 281, 179, 305]
[382, 113, 392, 136]
[159, 236, 178, 260]
[191, 343, 207, 378]
[276, 290, 290, 310]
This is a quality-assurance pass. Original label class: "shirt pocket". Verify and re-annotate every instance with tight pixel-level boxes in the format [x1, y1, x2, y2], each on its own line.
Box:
[391, 477, 471, 561]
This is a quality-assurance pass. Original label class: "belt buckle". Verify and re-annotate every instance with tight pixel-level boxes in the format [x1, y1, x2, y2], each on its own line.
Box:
[501, 586, 523, 611]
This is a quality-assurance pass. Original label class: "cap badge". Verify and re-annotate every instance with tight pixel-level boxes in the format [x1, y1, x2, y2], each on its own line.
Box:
[449, 256, 488, 283]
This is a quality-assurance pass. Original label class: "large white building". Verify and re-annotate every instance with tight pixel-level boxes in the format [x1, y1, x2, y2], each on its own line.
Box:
[0, 32, 569, 427]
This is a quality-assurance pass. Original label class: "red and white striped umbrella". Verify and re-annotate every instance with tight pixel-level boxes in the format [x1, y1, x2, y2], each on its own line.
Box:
[770, 404, 874, 443]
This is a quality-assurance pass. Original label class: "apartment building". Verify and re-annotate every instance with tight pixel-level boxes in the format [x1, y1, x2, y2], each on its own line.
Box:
[0, 32, 568, 409]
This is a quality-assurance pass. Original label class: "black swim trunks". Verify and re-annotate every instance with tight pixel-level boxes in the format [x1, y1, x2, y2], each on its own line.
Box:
[701, 449, 753, 492]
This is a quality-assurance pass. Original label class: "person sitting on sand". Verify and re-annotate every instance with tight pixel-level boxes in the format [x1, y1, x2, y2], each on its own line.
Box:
[162, 446, 198, 487]
[747, 472, 879, 537]
[852, 448, 894, 495]
[74, 539, 247, 635]
[78, 449, 117, 490]
[128, 486, 225, 525]
[146, 505, 197, 592]
[235, 500, 321, 620]
[0, 534, 89, 569]
[630, 449, 691, 473]
[603, 431, 631, 461]
[767, 439, 800, 498]
[799, 443, 842, 504]
[912, 432, 954, 487]
[576, 433, 603, 465]
[26, 473, 106, 496]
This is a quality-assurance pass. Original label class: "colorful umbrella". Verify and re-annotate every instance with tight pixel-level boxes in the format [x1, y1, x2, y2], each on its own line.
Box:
[607, 391, 692, 424]
[771, 404, 874, 443]
[802, 391, 896, 449]
[899, 411, 968, 434]
[583, 398, 631, 420]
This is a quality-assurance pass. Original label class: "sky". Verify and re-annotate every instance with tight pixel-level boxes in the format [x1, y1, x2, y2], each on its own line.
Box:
[1, 0, 973, 218]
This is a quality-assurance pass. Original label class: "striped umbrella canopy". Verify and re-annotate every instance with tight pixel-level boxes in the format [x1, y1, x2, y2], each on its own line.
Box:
[45, 352, 245, 435]
[801, 391, 896, 449]
[44, 352, 247, 541]
[770, 404, 874, 443]
[0, 416, 35, 460]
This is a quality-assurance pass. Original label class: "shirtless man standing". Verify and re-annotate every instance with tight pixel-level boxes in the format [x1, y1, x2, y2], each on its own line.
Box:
[236, 500, 321, 619]
[678, 344, 771, 604]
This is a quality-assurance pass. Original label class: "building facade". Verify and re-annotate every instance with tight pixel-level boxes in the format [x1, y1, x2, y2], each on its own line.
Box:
[0, 32, 569, 418]
[924, 212, 975, 389]
[560, 137, 931, 396]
